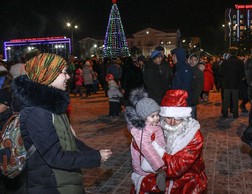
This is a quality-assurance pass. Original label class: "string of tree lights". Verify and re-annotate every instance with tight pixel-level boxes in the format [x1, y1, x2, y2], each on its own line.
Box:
[103, 0, 130, 58]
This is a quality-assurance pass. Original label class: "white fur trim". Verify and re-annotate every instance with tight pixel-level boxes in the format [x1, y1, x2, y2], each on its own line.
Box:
[141, 158, 155, 173]
[131, 172, 145, 194]
[159, 107, 192, 117]
[152, 141, 165, 157]
[167, 179, 174, 194]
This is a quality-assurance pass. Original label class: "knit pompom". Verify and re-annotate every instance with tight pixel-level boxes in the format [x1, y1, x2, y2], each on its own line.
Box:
[129, 87, 148, 107]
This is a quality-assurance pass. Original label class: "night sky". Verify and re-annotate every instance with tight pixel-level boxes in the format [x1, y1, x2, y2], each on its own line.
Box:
[0, 0, 249, 54]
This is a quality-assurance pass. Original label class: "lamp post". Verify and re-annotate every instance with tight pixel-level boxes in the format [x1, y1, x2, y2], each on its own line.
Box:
[66, 22, 78, 54]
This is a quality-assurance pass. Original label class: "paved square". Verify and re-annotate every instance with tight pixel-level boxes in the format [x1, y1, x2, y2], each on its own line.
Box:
[71, 91, 252, 194]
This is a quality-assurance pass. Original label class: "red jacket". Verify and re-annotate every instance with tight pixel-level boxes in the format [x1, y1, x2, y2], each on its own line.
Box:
[163, 131, 207, 194]
[203, 64, 214, 92]
[75, 68, 83, 86]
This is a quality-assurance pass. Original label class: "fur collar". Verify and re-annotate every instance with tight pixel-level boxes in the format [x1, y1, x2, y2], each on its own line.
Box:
[12, 75, 70, 114]
[125, 106, 145, 129]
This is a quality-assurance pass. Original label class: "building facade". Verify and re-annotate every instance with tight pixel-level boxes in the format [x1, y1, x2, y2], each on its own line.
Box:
[129, 28, 181, 57]
[79, 27, 182, 58]
[4, 36, 71, 61]
[225, 4, 252, 53]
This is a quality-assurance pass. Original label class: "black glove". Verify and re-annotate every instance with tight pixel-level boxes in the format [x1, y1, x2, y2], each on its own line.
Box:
[156, 169, 166, 191]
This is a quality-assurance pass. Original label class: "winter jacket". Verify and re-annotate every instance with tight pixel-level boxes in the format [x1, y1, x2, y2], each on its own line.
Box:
[144, 60, 166, 104]
[106, 63, 122, 80]
[191, 66, 204, 105]
[245, 59, 252, 88]
[219, 56, 244, 89]
[171, 48, 193, 105]
[125, 105, 166, 193]
[75, 68, 83, 86]
[161, 118, 207, 194]
[82, 64, 93, 85]
[163, 131, 207, 194]
[107, 80, 123, 102]
[159, 58, 173, 92]
[203, 63, 214, 92]
[130, 124, 166, 176]
[11, 75, 101, 194]
[121, 59, 144, 104]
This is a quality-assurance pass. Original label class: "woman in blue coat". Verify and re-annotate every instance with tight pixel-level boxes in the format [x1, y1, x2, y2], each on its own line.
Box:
[12, 53, 112, 194]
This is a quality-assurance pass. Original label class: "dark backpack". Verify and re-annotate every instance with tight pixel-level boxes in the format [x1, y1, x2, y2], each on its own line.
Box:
[0, 112, 36, 179]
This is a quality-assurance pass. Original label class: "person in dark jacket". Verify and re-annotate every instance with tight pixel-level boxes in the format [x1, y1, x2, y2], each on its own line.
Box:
[238, 55, 249, 113]
[245, 58, 252, 126]
[121, 56, 144, 106]
[219, 49, 244, 118]
[188, 54, 204, 119]
[241, 58, 252, 147]
[155, 46, 174, 92]
[144, 50, 165, 104]
[171, 47, 193, 106]
[11, 53, 112, 194]
[106, 58, 122, 87]
[137, 55, 146, 73]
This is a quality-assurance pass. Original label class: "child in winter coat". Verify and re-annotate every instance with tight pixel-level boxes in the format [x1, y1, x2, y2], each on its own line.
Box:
[125, 88, 167, 194]
[107, 74, 123, 118]
[73, 68, 84, 98]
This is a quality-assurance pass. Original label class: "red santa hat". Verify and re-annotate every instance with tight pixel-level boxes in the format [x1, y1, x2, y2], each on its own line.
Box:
[159, 90, 192, 118]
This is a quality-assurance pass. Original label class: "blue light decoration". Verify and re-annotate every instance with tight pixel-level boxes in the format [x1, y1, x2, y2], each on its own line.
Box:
[4, 36, 71, 61]
[103, 0, 130, 58]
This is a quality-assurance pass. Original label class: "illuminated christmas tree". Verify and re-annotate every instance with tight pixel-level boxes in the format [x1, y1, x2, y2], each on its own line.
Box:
[103, 0, 130, 58]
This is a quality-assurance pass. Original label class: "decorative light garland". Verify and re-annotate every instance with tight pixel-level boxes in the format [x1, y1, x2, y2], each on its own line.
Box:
[103, 1, 130, 58]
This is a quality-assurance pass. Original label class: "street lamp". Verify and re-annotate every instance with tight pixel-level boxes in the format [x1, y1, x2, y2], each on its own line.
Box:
[66, 22, 78, 54]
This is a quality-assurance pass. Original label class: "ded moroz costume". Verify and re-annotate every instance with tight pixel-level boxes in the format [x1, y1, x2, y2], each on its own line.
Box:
[159, 90, 208, 194]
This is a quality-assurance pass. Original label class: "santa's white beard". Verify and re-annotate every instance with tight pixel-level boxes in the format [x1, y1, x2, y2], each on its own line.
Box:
[160, 118, 185, 132]
[160, 117, 199, 154]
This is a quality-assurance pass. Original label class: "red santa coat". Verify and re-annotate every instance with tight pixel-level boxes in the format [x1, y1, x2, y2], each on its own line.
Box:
[161, 118, 207, 194]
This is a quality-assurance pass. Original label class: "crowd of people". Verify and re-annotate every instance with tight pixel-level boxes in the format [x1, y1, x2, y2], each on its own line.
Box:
[0, 45, 252, 193]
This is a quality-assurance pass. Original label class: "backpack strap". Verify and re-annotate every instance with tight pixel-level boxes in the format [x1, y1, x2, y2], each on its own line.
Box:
[0, 112, 19, 136]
